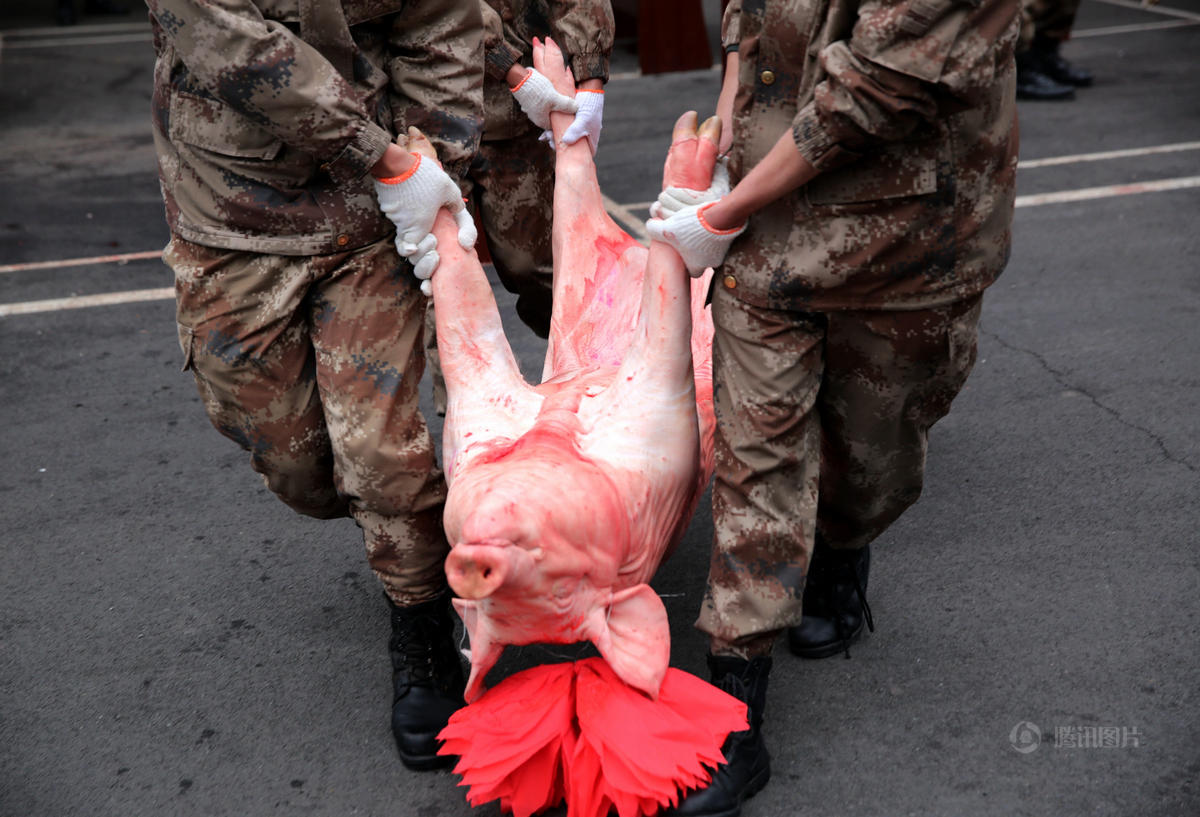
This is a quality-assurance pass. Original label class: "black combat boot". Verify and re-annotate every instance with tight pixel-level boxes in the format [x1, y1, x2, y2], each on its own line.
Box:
[1031, 35, 1094, 87]
[1016, 51, 1076, 101]
[787, 541, 874, 659]
[668, 654, 772, 817]
[387, 592, 466, 770]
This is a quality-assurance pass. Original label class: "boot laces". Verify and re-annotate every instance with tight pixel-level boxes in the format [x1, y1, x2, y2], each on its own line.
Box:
[817, 549, 873, 659]
[391, 611, 449, 689]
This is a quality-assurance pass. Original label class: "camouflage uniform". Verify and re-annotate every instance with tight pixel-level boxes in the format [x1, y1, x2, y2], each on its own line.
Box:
[148, 0, 485, 605]
[698, 0, 1019, 653]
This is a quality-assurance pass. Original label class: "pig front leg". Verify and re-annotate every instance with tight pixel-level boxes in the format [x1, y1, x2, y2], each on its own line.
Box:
[403, 129, 542, 478]
[532, 37, 649, 381]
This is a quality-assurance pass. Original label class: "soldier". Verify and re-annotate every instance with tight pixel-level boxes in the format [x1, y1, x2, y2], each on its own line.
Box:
[1015, 0, 1094, 100]
[646, 0, 1019, 814]
[146, 0, 483, 771]
[425, 0, 615, 412]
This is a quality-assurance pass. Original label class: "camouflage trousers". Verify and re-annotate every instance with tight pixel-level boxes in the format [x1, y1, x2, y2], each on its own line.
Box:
[168, 235, 450, 606]
[1020, 0, 1082, 48]
[697, 288, 983, 655]
[426, 129, 556, 410]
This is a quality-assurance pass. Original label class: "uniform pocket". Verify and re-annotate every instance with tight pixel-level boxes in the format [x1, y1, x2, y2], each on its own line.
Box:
[169, 92, 283, 160]
[176, 323, 196, 372]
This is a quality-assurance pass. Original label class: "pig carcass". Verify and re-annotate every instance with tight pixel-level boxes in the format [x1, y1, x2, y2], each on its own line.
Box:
[430, 39, 719, 704]
[421, 37, 745, 817]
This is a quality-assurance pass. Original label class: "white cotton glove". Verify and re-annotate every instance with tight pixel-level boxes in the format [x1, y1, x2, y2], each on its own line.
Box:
[403, 233, 439, 297]
[374, 154, 476, 295]
[650, 157, 731, 219]
[645, 201, 746, 277]
[560, 89, 604, 154]
[510, 67, 578, 130]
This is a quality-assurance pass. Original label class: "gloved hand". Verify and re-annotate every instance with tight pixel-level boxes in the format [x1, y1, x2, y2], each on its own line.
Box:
[650, 157, 731, 219]
[374, 154, 476, 295]
[559, 89, 604, 154]
[645, 201, 746, 277]
[510, 67, 578, 131]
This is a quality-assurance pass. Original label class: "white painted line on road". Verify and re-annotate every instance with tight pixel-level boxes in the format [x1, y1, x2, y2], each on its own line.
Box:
[1092, 0, 1200, 22]
[1019, 140, 1200, 168]
[1073, 19, 1199, 36]
[608, 65, 720, 82]
[602, 195, 650, 242]
[1015, 175, 1200, 207]
[0, 22, 151, 37]
[0, 249, 163, 274]
[4, 32, 154, 49]
[0, 287, 174, 317]
[6, 175, 1198, 316]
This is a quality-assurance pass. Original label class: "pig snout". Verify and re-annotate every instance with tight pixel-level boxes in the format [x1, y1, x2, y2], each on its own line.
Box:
[446, 542, 513, 600]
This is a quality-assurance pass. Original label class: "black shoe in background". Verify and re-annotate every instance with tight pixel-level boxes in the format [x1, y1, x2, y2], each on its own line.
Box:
[1016, 51, 1077, 101]
[1033, 37, 1094, 88]
[387, 592, 466, 770]
[668, 655, 773, 817]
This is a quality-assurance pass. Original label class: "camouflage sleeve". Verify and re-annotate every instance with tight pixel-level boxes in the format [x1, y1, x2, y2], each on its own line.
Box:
[482, 1, 524, 82]
[146, 0, 391, 185]
[547, 0, 615, 83]
[387, 0, 485, 185]
[792, 0, 1019, 172]
[722, 0, 742, 52]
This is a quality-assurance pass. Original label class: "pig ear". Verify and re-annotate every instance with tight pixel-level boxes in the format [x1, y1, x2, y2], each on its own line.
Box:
[453, 598, 505, 702]
[589, 584, 671, 700]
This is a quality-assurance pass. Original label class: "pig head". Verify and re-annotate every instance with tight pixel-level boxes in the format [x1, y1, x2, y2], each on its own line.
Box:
[443, 399, 672, 703]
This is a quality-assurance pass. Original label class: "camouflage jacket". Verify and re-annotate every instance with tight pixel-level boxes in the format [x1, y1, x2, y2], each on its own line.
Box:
[480, 0, 614, 140]
[148, 0, 484, 256]
[720, 0, 1020, 310]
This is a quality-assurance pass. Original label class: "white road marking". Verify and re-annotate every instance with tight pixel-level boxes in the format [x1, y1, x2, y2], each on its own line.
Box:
[0, 249, 163, 275]
[608, 65, 720, 82]
[0, 287, 174, 317]
[1019, 140, 1200, 168]
[4, 162, 1199, 316]
[1015, 175, 1200, 207]
[1073, 19, 1199, 36]
[0, 22, 151, 36]
[1091, 0, 1200, 22]
[602, 194, 650, 242]
[3, 32, 155, 49]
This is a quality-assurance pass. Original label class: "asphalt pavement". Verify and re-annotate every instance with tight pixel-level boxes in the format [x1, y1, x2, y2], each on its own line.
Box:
[1, 2, 1198, 816]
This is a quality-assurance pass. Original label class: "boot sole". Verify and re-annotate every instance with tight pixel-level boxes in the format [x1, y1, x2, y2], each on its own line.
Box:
[397, 746, 457, 772]
[676, 761, 770, 817]
[787, 620, 865, 659]
[712, 763, 771, 817]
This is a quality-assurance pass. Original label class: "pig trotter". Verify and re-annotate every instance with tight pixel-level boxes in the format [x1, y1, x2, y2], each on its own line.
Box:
[387, 593, 467, 770]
